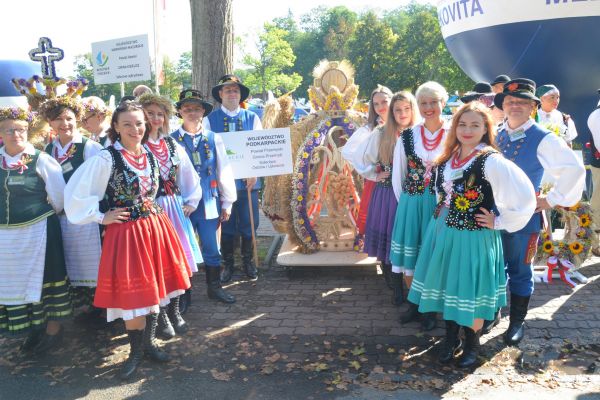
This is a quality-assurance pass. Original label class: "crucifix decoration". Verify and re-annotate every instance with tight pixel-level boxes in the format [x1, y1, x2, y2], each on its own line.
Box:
[28, 37, 64, 80]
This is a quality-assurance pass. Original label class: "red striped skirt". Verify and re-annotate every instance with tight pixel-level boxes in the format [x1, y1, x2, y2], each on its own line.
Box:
[357, 179, 376, 235]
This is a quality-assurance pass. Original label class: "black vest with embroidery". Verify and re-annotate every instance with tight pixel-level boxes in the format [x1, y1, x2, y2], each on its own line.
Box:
[103, 146, 163, 221]
[0, 150, 55, 227]
[44, 137, 87, 183]
[146, 136, 181, 198]
[401, 128, 436, 195]
[375, 162, 393, 188]
[434, 151, 496, 231]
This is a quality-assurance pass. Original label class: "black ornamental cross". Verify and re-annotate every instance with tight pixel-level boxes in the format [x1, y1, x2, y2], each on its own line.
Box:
[28, 37, 64, 79]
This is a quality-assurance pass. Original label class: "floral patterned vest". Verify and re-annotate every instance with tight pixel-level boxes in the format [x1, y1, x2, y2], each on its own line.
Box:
[401, 128, 436, 195]
[434, 150, 496, 231]
[145, 136, 181, 198]
[103, 146, 163, 221]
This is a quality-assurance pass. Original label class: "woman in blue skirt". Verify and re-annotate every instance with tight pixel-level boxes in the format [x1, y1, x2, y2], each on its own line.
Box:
[408, 102, 535, 367]
[388, 82, 449, 329]
[359, 92, 418, 304]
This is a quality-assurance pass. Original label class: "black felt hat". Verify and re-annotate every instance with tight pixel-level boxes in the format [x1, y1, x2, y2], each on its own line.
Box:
[491, 74, 511, 86]
[176, 89, 213, 115]
[493, 78, 541, 110]
[211, 75, 250, 104]
[460, 82, 494, 104]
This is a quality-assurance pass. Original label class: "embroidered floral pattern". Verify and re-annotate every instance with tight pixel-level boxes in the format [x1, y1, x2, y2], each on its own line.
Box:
[401, 129, 435, 195]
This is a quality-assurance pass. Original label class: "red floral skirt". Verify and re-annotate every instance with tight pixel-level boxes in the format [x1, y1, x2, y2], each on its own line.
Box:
[357, 180, 376, 235]
[94, 213, 192, 310]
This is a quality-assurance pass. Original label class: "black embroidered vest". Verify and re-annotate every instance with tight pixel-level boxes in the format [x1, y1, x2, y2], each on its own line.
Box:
[401, 128, 436, 195]
[146, 136, 181, 198]
[103, 147, 163, 221]
[434, 151, 496, 231]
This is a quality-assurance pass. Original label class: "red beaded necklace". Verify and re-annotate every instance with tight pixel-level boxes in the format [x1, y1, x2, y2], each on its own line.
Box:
[420, 125, 444, 151]
[145, 139, 169, 164]
[450, 148, 479, 169]
[120, 148, 147, 170]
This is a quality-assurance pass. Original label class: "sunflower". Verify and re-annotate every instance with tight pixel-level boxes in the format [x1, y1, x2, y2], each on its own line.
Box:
[569, 241, 584, 254]
[579, 214, 591, 227]
[577, 229, 587, 238]
[542, 240, 554, 254]
[464, 189, 479, 200]
[297, 195, 304, 201]
[455, 196, 470, 211]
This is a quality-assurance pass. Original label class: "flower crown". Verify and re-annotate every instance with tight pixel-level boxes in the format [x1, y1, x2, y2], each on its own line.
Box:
[0, 107, 35, 123]
[82, 101, 109, 115]
[39, 96, 84, 120]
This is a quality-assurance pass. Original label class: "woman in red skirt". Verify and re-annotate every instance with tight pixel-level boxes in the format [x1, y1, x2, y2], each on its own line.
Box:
[64, 101, 192, 379]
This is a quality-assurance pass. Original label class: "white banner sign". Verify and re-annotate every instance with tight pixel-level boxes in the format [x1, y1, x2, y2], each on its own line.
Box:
[91, 34, 151, 84]
[219, 128, 293, 179]
[437, 0, 600, 39]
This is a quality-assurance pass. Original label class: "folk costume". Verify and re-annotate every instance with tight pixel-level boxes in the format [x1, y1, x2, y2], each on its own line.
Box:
[493, 79, 585, 345]
[64, 141, 192, 321]
[0, 140, 72, 345]
[407, 145, 536, 367]
[173, 88, 237, 304]
[341, 123, 379, 249]
[204, 75, 262, 282]
[536, 85, 578, 144]
[45, 133, 103, 308]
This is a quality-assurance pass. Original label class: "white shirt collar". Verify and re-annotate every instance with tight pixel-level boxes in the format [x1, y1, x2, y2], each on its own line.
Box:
[504, 118, 534, 134]
[221, 105, 241, 117]
[179, 125, 203, 136]
[53, 132, 83, 150]
[0, 143, 36, 162]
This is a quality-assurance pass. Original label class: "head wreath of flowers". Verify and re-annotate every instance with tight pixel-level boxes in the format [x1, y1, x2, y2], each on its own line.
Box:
[137, 93, 175, 117]
[0, 107, 35, 123]
[39, 96, 84, 120]
[82, 101, 109, 115]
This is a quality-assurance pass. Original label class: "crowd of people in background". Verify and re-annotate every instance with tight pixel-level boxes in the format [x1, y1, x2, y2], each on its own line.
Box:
[1, 72, 598, 379]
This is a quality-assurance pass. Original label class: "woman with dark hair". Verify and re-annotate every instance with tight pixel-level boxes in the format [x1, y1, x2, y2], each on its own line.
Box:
[65, 101, 192, 379]
[408, 102, 535, 367]
[40, 97, 103, 320]
[139, 93, 202, 339]
[0, 107, 71, 354]
[342, 85, 393, 254]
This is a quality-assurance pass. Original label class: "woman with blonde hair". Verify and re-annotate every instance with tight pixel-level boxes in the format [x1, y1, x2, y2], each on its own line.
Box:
[359, 92, 418, 305]
[81, 96, 111, 146]
[408, 101, 535, 367]
[341, 85, 393, 254]
[139, 93, 202, 339]
[389, 81, 449, 330]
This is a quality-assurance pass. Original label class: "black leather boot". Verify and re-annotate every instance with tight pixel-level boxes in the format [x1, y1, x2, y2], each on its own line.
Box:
[481, 309, 501, 335]
[167, 296, 188, 334]
[390, 272, 405, 306]
[157, 307, 175, 339]
[20, 329, 44, 353]
[178, 289, 192, 315]
[241, 237, 258, 280]
[439, 320, 462, 364]
[457, 327, 481, 368]
[382, 263, 393, 289]
[206, 266, 236, 304]
[400, 302, 420, 324]
[421, 312, 437, 331]
[220, 236, 235, 283]
[504, 294, 530, 346]
[144, 314, 170, 362]
[120, 329, 144, 380]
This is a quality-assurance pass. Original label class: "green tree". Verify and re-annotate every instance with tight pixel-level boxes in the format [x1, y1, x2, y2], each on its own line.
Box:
[240, 23, 302, 96]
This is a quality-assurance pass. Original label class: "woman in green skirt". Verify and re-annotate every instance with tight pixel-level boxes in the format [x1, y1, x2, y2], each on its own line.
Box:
[389, 81, 450, 330]
[0, 107, 72, 354]
[407, 102, 535, 367]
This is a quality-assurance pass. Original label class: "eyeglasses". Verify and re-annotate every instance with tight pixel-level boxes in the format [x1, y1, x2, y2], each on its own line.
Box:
[1, 128, 27, 136]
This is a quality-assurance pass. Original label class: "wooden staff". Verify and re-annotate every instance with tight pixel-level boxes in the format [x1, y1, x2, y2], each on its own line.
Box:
[248, 185, 259, 268]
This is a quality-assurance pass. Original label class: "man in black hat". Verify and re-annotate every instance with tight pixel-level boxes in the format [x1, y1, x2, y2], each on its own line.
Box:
[203, 75, 262, 283]
[171, 89, 238, 304]
[491, 75, 511, 94]
[488, 78, 585, 345]
[460, 82, 495, 105]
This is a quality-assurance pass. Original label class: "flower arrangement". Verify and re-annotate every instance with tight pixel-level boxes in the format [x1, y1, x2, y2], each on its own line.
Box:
[0, 107, 35, 123]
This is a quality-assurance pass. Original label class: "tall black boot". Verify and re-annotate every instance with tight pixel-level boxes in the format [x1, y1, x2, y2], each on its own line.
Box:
[220, 236, 236, 283]
[157, 307, 175, 339]
[504, 294, 530, 346]
[206, 266, 236, 304]
[481, 309, 501, 335]
[120, 329, 144, 380]
[143, 314, 170, 362]
[241, 237, 258, 280]
[382, 263, 393, 289]
[167, 296, 188, 334]
[390, 272, 405, 306]
[400, 302, 420, 324]
[457, 327, 481, 368]
[439, 320, 462, 364]
[178, 289, 192, 315]
[421, 312, 437, 331]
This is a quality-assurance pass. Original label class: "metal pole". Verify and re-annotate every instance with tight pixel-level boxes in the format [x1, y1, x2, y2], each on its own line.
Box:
[247, 186, 259, 268]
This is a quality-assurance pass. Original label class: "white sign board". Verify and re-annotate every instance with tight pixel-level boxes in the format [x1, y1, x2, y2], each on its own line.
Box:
[91, 34, 151, 84]
[219, 128, 293, 179]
